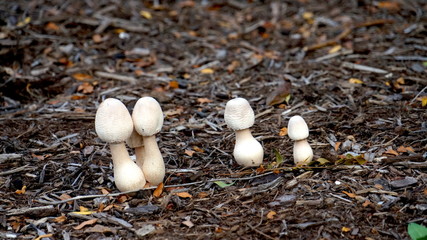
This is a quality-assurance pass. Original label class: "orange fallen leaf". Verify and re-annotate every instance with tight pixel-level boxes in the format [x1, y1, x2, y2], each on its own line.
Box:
[342, 191, 356, 198]
[77, 82, 94, 94]
[53, 215, 67, 223]
[92, 34, 103, 43]
[73, 218, 98, 230]
[334, 142, 342, 152]
[266, 211, 276, 219]
[198, 192, 209, 198]
[279, 127, 288, 136]
[397, 146, 415, 153]
[193, 146, 204, 153]
[59, 193, 73, 204]
[256, 165, 265, 174]
[72, 206, 96, 215]
[72, 73, 93, 81]
[175, 192, 192, 198]
[384, 148, 399, 156]
[328, 45, 342, 54]
[197, 98, 212, 104]
[362, 199, 372, 207]
[153, 182, 164, 198]
[418, 96, 427, 107]
[117, 195, 128, 203]
[34, 234, 54, 240]
[15, 185, 26, 194]
[100, 188, 110, 195]
[227, 60, 240, 73]
[31, 153, 45, 160]
[164, 106, 184, 117]
[377, 1, 400, 11]
[103, 204, 114, 211]
[184, 149, 195, 157]
[140, 10, 152, 19]
[70, 95, 87, 100]
[45, 22, 59, 31]
[342, 226, 351, 232]
[169, 80, 179, 89]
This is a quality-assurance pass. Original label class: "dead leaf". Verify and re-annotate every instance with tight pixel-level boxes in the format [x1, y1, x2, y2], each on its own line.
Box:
[53, 215, 67, 223]
[84, 224, 116, 234]
[418, 96, 427, 107]
[182, 219, 194, 228]
[117, 195, 128, 203]
[342, 191, 356, 198]
[164, 106, 184, 117]
[70, 95, 87, 100]
[45, 22, 59, 31]
[72, 73, 93, 81]
[256, 164, 265, 174]
[227, 60, 240, 73]
[266, 80, 292, 106]
[15, 185, 26, 194]
[169, 80, 179, 89]
[77, 82, 94, 94]
[341, 226, 351, 232]
[334, 142, 342, 152]
[175, 192, 192, 198]
[153, 183, 164, 198]
[72, 206, 96, 215]
[184, 149, 195, 157]
[377, 1, 400, 11]
[73, 218, 98, 230]
[198, 192, 209, 198]
[193, 146, 204, 153]
[397, 146, 414, 153]
[349, 78, 363, 84]
[384, 148, 399, 156]
[34, 234, 53, 240]
[92, 34, 103, 43]
[59, 193, 73, 204]
[31, 153, 45, 160]
[266, 211, 276, 219]
[328, 45, 342, 54]
[362, 199, 372, 207]
[140, 10, 152, 19]
[200, 68, 214, 74]
[279, 127, 288, 136]
[197, 98, 212, 104]
[178, 0, 196, 8]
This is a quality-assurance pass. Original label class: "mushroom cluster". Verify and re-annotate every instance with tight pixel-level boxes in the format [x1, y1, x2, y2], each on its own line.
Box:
[95, 97, 165, 192]
[287, 115, 313, 166]
[224, 98, 264, 167]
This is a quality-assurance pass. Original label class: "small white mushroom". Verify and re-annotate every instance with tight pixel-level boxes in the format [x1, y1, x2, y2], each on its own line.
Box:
[224, 98, 264, 167]
[132, 97, 165, 186]
[288, 115, 313, 166]
[95, 98, 146, 192]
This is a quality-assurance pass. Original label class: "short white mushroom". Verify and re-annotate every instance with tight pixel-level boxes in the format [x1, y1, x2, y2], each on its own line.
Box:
[132, 97, 165, 186]
[224, 98, 264, 167]
[95, 98, 146, 192]
[287, 115, 313, 166]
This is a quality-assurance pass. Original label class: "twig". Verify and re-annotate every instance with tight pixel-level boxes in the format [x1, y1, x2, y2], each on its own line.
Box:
[394, 56, 427, 61]
[95, 71, 137, 84]
[341, 61, 388, 74]
[410, 86, 427, 104]
[0, 165, 37, 176]
[329, 193, 353, 203]
[246, 223, 277, 240]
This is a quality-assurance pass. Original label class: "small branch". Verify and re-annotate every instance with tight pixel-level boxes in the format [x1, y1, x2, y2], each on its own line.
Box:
[341, 61, 388, 74]
[246, 223, 277, 240]
[94, 71, 137, 84]
[0, 165, 37, 176]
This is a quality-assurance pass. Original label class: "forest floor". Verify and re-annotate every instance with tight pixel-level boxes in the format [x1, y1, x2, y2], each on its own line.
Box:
[0, 0, 426, 239]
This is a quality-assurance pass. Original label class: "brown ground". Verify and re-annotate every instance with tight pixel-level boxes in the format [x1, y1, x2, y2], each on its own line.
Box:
[0, 0, 426, 239]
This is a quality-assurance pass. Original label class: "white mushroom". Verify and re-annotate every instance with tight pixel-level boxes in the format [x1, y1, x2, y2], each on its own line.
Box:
[288, 115, 313, 166]
[95, 98, 146, 192]
[132, 97, 165, 186]
[224, 98, 264, 167]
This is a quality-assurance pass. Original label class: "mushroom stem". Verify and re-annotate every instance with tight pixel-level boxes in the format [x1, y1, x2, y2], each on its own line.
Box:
[109, 143, 146, 192]
[134, 146, 145, 168]
[233, 129, 264, 167]
[293, 139, 313, 166]
[142, 135, 165, 186]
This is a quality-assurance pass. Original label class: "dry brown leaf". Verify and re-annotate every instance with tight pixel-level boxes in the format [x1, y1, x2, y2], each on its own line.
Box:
[72, 73, 93, 81]
[266, 80, 292, 106]
[15, 185, 26, 194]
[197, 98, 212, 104]
[362, 199, 372, 207]
[349, 78, 363, 84]
[153, 182, 164, 198]
[73, 218, 98, 230]
[53, 215, 67, 223]
[164, 107, 184, 117]
[84, 224, 116, 234]
[193, 146, 204, 153]
[227, 60, 240, 73]
[279, 127, 288, 136]
[169, 80, 179, 89]
[77, 82, 94, 94]
[266, 211, 276, 219]
[100, 188, 110, 195]
[184, 149, 195, 157]
[342, 191, 356, 198]
[45, 22, 59, 31]
[70, 95, 87, 100]
[59, 193, 73, 204]
[198, 192, 209, 198]
[384, 148, 399, 156]
[175, 192, 192, 198]
[341, 226, 351, 232]
[92, 34, 103, 43]
[377, 1, 400, 11]
[34, 234, 54, 240]
[334, 142, 342, 152]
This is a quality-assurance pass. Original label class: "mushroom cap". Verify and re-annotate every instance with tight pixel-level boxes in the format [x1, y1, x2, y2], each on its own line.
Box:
[224, 98, 255, 130]
[95, 98, 134, 143]
[287, 115, 309, 140]
[132, 97, 164, 136]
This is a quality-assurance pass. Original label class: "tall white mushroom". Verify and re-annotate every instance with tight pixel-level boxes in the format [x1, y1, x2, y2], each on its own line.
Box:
[132, 97, 165, 186]
[287, 115, 313, 166]
[95, 98, 146, 192]
[224, 98, 264, 167]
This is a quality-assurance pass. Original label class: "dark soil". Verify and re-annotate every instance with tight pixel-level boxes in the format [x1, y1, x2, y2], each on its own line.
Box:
[1, 0, 426, 239]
